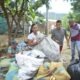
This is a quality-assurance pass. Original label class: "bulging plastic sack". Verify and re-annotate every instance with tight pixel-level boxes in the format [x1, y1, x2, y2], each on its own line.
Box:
[67, 60, 80, 80]
[34, 37, 60, 61]
[35, 62, 71, 80]
[15, 50, 45, 80]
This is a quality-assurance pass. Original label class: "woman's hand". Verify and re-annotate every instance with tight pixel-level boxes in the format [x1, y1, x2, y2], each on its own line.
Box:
[28, 39, 39, 46]
[33, 40, 39, 45]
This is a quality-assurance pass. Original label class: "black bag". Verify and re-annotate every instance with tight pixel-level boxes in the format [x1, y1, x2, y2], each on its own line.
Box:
[67, 59, 80, 80]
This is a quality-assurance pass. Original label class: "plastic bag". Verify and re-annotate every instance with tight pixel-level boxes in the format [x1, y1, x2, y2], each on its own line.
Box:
[5, 62, 18, 80]
[67, 60, 80, 80]
[15, 49, 45, 67]
[15, 50, 45, 80]
[0, 58, 11, 67]
[34, 37, 60, 61]
[35, 62, 71, 80]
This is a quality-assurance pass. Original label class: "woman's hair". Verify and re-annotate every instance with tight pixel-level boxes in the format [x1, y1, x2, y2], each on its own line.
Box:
[30, 23, 37, 33]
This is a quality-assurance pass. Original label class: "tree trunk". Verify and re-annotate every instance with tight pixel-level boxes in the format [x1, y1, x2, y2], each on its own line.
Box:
[0, 2, 12, 45]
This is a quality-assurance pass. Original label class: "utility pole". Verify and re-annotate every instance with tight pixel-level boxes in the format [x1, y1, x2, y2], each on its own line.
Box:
[45, 0, 49, 35]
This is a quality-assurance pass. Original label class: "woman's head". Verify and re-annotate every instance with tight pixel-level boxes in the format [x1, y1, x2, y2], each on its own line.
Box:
[30, 23, 38, 34]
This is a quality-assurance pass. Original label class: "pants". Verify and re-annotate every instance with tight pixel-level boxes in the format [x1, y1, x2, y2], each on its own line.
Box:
[71, 41, 80, 61]
[60, 46, 63, 52]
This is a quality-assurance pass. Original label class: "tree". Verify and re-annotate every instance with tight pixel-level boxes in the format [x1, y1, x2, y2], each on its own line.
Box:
[0, 0, 49, 45]
[71, 0, 80, 23]
[0, 0, 29, 44]
[65, 0, 80, 23]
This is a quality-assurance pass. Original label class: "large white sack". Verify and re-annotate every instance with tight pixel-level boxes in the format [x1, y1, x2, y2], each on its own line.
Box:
[15, 50, 45, 80]
[15, 50, 45, 67]
[16, 55, 44, 80]
[17, 57, 44, 80]
[33, 37, 60, 61]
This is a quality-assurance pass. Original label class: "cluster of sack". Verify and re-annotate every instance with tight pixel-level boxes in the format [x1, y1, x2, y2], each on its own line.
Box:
[5, 61, 71, 80]
[1, 36, 73, 80]
[5, 49, 71, 80]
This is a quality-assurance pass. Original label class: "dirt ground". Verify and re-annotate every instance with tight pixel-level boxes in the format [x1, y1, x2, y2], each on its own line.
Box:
[0, 35, 27, 47]
[61, 41, 71, 68]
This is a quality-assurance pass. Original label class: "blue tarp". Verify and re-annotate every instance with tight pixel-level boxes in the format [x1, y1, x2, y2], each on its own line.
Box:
[0, 16, 8, 34]
[5, 63, 19, 80]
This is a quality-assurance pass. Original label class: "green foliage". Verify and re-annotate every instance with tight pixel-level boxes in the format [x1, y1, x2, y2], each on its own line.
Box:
[61, 14, 71, 36]
[71, 0, 80, 12]
[71, 0, 80, 23]
[64, 0, 80, 23]
[0, 0, 49, 28]
[2, 0, 49, 23]
[68, 13, 74, 19]
[67, 12, 80, 23]
[74, 13, 80, 23]
[62, 15, 69, 29]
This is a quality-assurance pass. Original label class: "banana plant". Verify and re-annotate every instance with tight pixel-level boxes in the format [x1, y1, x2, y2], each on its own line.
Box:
[0, 0, 49, 45]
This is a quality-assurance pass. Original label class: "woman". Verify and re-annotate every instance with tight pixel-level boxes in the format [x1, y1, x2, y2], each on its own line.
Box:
[27, 23, 60, 61]
[27, 23, 44, 46]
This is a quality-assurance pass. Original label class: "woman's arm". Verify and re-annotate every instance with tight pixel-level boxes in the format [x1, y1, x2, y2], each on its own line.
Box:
[28, 39, 39, 46]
